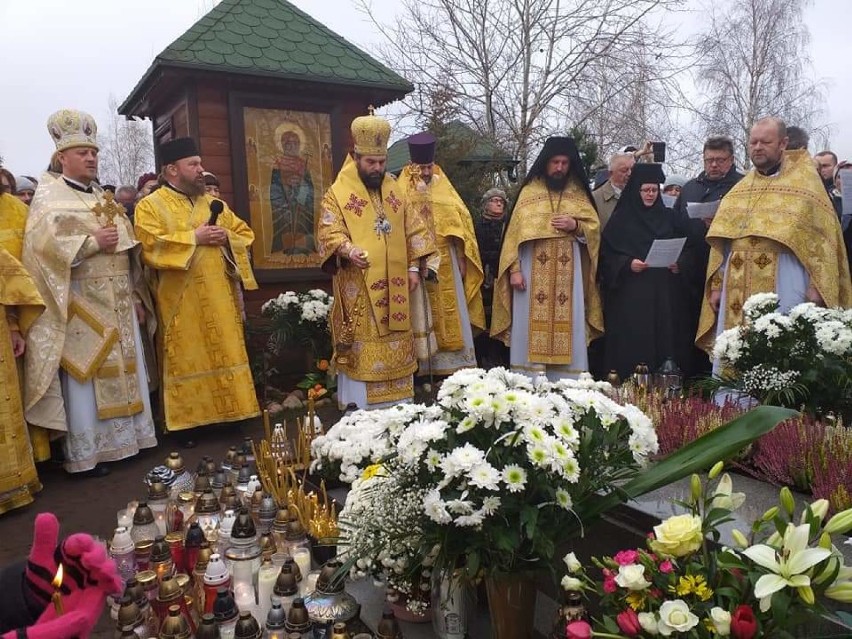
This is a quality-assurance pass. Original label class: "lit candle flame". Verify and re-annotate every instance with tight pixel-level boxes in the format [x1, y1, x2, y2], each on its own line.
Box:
[51, 564, 64, 615]
[52, 564, 63, 589]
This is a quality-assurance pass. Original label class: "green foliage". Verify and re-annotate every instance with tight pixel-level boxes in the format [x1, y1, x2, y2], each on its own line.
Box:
[568, 125, 601, 177]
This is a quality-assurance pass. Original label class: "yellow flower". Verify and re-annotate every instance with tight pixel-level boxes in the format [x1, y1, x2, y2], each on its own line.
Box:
[650, 514, 704, 558]
[362, 464, 385, 480]
[671, 575, 714, 601]
[626, 591, 647, 611]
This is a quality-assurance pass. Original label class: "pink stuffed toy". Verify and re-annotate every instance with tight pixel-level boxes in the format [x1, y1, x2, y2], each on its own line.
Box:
[2, 513, 122, 639]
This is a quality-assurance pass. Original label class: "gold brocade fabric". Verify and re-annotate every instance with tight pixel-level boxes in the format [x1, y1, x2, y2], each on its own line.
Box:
[529, 236, 575, 364]
[0, 192, 27, 259]
[722, 238, 784, 330]
[20, 173, 153, 431]
[398, 165, 486, 350]
[317, 155, 434, 393]
[134, 187, 260, 431]
[0, 246, 44, 514]
[697, 150, 852, 352]
[71, 254, 144, 419]
[325, 157, 414, 334]
[0, 193, 48, 460]
[491, 177, 603, 348]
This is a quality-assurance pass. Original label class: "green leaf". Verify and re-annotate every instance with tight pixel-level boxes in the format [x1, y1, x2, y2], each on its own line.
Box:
[466, 550, 480, 579]
[576, 406, 796, 523]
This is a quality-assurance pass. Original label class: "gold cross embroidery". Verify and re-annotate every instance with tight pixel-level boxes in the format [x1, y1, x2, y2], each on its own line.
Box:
[92, 191, 125, 227]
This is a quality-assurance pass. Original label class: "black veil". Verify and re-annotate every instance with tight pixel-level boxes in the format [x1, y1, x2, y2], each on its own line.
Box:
[502, 136, 594, 236]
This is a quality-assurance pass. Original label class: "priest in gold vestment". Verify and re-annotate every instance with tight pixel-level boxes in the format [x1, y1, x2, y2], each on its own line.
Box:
[134, 137, 260, 437]
[697, 118, 852, 364]
[22, 109, 157, 474]
[0, 244, 44, 513]
[1, 189, 50, 461]
[399, 133, 485, 375]
[492, 137, 604, 380]
[318, 112, 435, 409]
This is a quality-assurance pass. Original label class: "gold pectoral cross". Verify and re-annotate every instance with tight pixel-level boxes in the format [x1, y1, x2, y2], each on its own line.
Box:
[92, 191, 125, 227]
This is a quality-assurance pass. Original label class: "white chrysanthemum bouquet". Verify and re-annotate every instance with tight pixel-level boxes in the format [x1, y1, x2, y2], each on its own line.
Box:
[313, 367, 660, 578]
[711, 293, 852, 417]
[261, 288, 333, 361]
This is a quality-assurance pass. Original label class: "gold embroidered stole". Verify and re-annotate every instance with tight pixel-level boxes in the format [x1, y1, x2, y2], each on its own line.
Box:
[491, 177, 603, 348]
[529, 236, 575, 363]
[330, 158, 410, 334]
[723, 237, 784, 329]
[70, 253, 144, 419]
[696, 150, 852, 352]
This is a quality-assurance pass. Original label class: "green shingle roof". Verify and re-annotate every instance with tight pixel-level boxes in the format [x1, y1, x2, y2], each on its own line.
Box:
[120, 0, 412, 114]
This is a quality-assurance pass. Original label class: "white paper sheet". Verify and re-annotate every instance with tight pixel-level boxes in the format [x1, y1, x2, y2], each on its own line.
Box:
[839, 169, 852, 218]
[686, 200, 720, 220]
[644, 237, 687, 268]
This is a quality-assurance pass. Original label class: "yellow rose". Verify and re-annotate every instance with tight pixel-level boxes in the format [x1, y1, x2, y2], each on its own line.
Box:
[649, 514, 703, 557]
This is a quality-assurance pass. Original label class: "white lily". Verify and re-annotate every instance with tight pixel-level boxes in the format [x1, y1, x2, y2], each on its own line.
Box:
[711, 473, 746, 511]
[742, 523, 832, 612]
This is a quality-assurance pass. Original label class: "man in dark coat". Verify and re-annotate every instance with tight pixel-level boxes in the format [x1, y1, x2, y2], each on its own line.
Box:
[672, 135, 744, 380]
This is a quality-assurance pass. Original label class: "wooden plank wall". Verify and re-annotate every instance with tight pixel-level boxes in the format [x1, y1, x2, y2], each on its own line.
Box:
[196, 84, 233, 204]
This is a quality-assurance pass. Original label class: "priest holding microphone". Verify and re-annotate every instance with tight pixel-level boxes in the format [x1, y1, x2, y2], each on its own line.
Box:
[134, 137, 260, 446]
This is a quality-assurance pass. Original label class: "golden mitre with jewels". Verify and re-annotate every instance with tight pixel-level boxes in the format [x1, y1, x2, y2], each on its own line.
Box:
[47, 109, 99, 152]
[351, 107, 391, 156]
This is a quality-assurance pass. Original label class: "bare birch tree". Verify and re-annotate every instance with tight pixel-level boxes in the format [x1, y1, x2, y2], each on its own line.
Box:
[694, 0, 826, 168]
[357, 0, 686, 179]
[98, 95, 154, 186]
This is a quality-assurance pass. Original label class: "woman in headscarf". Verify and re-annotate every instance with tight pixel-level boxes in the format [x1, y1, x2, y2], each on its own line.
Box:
[599, 163, 694, 380]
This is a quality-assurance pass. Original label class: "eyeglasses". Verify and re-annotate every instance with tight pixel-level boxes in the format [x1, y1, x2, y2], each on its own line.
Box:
[639, 187, 659, 194]
[703, 155, 732, 165]
[488, 197, 505, 203]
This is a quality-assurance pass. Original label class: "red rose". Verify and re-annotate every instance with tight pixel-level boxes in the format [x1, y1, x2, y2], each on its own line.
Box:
[603, 576, 617, 593]
[617, 609, 642, 637]
[614, 550, 640, 566]
[731, 605, 758, 639]
[566, 620, 592, 639]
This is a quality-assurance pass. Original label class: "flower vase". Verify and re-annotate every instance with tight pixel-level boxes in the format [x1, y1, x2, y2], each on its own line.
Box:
[485, 574, 537, 639]
[432, 571, 473, 638]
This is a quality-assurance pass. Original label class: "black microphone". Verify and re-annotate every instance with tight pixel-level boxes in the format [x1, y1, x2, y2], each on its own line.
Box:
[208, 199, 224, 225]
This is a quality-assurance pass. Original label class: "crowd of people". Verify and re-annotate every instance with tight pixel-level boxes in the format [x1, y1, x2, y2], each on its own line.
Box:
[322, 113, 851, 414]
[2, 108, 851, 519]
[0, 108, 260, 513]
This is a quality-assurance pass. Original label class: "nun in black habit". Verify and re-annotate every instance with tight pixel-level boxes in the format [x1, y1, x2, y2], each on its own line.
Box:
[599, 163, 695, 380]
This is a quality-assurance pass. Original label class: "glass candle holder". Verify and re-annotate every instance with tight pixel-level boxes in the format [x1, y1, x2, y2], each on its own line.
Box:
[110, 527, 137, 583]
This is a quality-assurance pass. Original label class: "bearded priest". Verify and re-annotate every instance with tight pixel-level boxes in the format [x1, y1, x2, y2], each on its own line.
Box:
[21, 109, 157, 475]
[492, 137, 604, 380]
[697, 117, 852, 367]
[318, 111, 435, 410]
[398, 132, 485, 376]
[134, 138, 260, 445]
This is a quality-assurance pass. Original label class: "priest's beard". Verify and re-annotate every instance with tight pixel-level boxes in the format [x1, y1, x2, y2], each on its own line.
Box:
[358, 166, 385, 190]
[545, 172, 569, 192]
[178, 174, 206, 196]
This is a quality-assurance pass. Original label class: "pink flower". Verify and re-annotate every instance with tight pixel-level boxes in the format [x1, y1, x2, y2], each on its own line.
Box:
[603, 576, 617, 593]
[659, 560, 674, 573]
[614, 550, 640, 566]
[566, 620, 592, 639]
[617, 609, 642, 637]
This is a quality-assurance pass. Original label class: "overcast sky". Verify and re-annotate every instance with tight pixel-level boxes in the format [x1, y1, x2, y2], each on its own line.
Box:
[0, 0, 848, 178]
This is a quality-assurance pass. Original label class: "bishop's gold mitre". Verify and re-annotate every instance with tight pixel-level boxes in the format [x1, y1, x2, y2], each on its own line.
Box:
[351, 107, 391, 157]
[47, 109, 99, 152]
